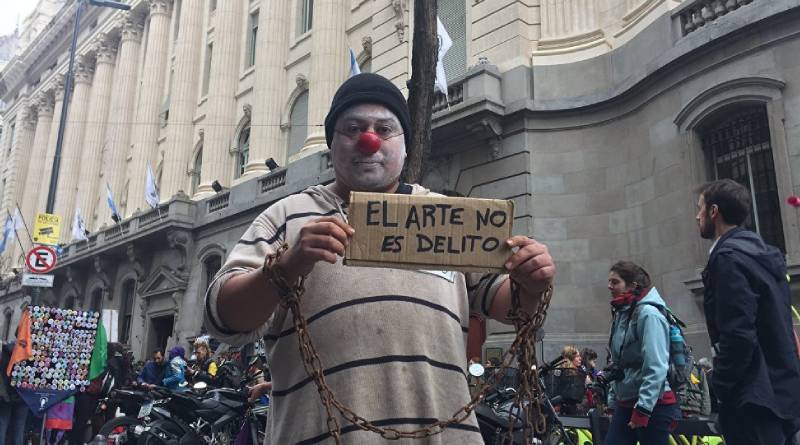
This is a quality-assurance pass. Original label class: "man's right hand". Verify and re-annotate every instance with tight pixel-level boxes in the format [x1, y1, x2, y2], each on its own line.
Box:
[276, 217, 354, 281]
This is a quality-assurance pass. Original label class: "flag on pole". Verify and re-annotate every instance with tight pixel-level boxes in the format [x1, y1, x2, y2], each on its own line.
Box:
[6, 308, 32, 376]
[145, 164, 160, 209]
[349, 48, 361, 77]
[0, 214, 14, 254]
[12, 207, 24, 232]
[106, 183, 121, 222]
[435, 17, 453, 98]
[71, 207, 88, 241]
[88, 322, 108, 381]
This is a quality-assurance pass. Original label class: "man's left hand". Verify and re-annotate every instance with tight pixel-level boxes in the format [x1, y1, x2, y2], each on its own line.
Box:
[504, 237, 555, 294]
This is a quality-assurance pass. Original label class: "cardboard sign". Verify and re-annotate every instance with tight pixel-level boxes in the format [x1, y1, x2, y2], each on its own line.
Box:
[32, 213, 61, 245]
[345, 192, 514, 273]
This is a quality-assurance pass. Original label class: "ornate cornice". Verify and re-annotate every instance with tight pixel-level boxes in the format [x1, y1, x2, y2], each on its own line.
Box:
[361, 36, 372, 56]
[36, 92, 55, 117]
[21, 106, 37, 130]
[53, 74, 66, 100]
[148, 0, 173, 17]
[74, 57, 95, 85]
[94, 35, 118, 66]
[120, 14, 145, 43]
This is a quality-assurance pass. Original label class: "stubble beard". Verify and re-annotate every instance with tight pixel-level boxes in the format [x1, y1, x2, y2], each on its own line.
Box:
[699, 217, 715, 240]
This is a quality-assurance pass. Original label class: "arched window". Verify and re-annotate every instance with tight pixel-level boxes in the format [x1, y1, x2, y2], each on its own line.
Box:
[287, 90, 309, 159]
[700, 104, 784, 251]
[2, 311, 12, 341]
[191, 147, 203, 195]
[237, 125, 250, 178]
[90, 288, 103, 312]
[204, 255, 222, 292]
[119, 279, 136, 344]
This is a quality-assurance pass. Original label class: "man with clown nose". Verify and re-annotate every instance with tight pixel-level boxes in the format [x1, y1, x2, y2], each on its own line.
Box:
[204, 72, 556, 444]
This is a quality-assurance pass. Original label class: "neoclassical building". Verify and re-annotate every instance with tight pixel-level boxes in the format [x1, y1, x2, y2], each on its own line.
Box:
[0, 0, 798, 361]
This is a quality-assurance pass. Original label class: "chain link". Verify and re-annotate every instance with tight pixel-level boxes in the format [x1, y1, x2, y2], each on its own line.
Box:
[265, 244, 554, 444]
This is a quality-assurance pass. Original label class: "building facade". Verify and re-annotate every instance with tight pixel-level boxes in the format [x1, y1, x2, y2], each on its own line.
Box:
[0, 0, 799, 362]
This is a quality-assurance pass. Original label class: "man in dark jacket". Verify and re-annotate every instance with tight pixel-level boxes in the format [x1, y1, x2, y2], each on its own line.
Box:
[697, 179, 800, 444]
[137, 348, 166, 388]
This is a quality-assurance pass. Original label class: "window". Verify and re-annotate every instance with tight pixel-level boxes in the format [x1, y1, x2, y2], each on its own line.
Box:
[191, 147, 203, 195]
[701, 105, 785, 251]
[204, 255, 222, 292]
[202, 43, 213, 97]
[237, 125, 250, 178]
[438, 0, 467, 81]
[246, 11, 258, 68]
[2, 312, 12, 341]
[90, 289, 103, 312]
[119, 279, 136, 344]
[287, 90, 309, 159]
[64, 296, 75, 309]
[298, 0, 313, 35]
[209, 0, 216, 12]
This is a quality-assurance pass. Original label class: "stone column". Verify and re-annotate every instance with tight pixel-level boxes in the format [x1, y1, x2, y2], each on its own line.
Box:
[127, 0, 172, 212]
[20, 93, 54, 227]
[1, 103, 36, 215]
[99, 15, 144, 223]
[195, 0, 243, 197]
[77, 38, 117, 231]
[37, 76, 66, 214]
[162, 0, 204, 199]
[1, 103, 35, 265]
[247, 1, 291, 173]
[54, 56, 94, 240]
[540, 0, 599, 40]
[299, 0, 349, 156]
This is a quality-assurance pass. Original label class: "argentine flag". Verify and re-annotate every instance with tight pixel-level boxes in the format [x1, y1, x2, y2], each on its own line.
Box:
[349, 48, 361, 77]
[106, 183, 121, 222]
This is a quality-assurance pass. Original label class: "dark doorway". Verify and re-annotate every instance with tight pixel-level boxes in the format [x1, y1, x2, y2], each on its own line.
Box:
[149, 315, 175, 357]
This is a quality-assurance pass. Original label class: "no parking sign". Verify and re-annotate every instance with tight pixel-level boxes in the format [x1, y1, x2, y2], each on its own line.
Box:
[25, 245, 58, 274]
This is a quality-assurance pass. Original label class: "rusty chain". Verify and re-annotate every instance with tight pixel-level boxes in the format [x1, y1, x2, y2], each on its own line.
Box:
[264, 244, 554, 444]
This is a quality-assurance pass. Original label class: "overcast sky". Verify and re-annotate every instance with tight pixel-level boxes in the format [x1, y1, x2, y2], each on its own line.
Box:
[0, 2, 37, 37]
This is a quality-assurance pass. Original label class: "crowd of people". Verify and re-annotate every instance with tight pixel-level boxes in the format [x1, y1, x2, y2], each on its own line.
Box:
[0, 333, 271, 444]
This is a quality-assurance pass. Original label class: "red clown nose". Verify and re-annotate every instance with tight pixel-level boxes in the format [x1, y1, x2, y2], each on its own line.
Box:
[356, 131, 382, 155]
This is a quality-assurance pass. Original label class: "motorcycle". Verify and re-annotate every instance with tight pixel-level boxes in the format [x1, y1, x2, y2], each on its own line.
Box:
[137, 377, 263, 445]
[472, 364, 579, 445]
[95, 386, 173, 444]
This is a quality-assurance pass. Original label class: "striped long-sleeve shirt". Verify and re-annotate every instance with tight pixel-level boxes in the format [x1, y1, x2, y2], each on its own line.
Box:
[204, 183, 506, 444]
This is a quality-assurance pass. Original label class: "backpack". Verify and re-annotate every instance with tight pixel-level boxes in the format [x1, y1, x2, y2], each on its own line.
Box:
[678, 364, 711, 416]
[86, 370, 115, 396]
[632, 302, 693, 393]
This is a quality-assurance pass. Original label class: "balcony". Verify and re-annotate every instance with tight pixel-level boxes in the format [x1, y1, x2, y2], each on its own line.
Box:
[56, 196, 195, 266]
[674, 0, 756, 36]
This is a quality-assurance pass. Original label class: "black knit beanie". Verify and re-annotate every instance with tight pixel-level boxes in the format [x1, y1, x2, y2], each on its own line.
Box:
[324, 73, 412, 149]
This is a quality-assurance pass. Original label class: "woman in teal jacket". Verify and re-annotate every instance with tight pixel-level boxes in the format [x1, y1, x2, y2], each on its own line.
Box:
[604, 261, 680, 445]
[163, 346, 188, 392]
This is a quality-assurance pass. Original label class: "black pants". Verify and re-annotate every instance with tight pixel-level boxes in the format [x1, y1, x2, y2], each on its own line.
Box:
[605, 404, 680, 445]
[719, 404, 799, 445]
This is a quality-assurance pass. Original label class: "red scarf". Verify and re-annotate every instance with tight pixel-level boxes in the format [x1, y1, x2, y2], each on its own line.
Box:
[610, 287, 649, 309]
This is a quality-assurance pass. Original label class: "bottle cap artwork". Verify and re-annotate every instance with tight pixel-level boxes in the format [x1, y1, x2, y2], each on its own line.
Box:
[10, 306, 100, 391]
